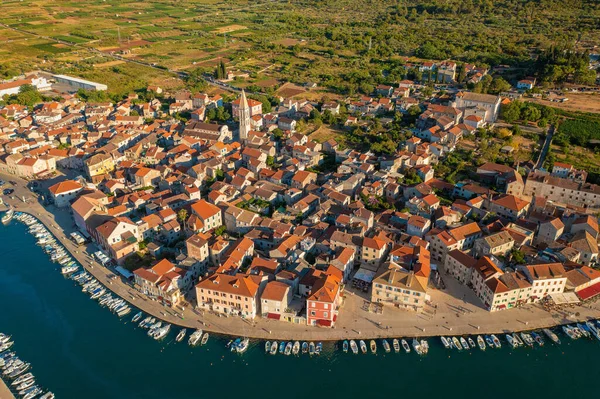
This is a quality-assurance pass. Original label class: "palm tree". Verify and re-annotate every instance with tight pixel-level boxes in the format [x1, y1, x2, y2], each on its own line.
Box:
[177, 209, 188, 224]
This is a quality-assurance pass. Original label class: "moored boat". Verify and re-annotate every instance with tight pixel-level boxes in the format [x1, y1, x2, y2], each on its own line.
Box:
[292, 341, 300, 355]
[531, 332, 544, 346]
[491, 334, 501, 348]
[236, 338, 249, 353]
[316, 342, 322, 355]
[188, 329, 202, 346]
[176, 329, 187, 342]
[370, 340, 377, 354]
[512, 333, 523, 347]
[562, 325, 576, 340]
[201, 332, 209, 345]
[265, 341, 271, 353]
[477, 335, 486, 351]
[284, 341, 292, 356]
[543, 328, 560, 344]
[132, 312, 143, 323]
[382, 339, 391, 353]
[440, 336, 450, 349]
[309, 342, 316, 355]
[270, 341, 278, 355]
[520, 332, 534, 347]
[467, 337, 476, 349]
[401, 339, 410, 353]
[420, 339, 429, 355]
[279, 341, 286, 354]
[342, 340, 349, 353]
[350, 340, 359, 354]
[506, 334, 516, 348]
[359, 340, 367, 354]
[412, 338, 423, 355]
[460, 337, 469, 350]
[301, 342, 309, 354]
[392, 339, 400, 353]
[452, 337, 462, 351]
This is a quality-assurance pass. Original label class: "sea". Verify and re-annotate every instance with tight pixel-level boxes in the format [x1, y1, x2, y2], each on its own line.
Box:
[1, 220, 599, 399]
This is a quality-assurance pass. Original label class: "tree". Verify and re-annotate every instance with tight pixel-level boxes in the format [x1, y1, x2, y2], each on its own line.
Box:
[177, 209, 188, 224]
[488, 77, 511, 94]
[500, 101, 522, 123]
[272, 128, 284, 140]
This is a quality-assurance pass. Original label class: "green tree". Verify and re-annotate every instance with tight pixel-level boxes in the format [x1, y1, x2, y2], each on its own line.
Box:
[177, 209, 188, 224]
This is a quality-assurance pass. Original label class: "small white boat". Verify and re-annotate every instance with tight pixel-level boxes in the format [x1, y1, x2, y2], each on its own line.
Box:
[467, 337, 476, 349]
[382, 339, 391, 353]
[370, 340, 377, 354]
[392, 339, 400, 353]
[132, 312, 143, 323]
[342, 340, 348, 353]
[188, 330, 202, 346]
[284, 342, 292, 356]
[236, 338, 249, 353]
[452, 337, 462, 350]
[562, 325, 576, 340]
[420, 339, 429, 355]
[270, 341, 278, 355]
[440, 336, 451, 349]
[176, 329, 187, 342]
[491, 334, 501, 348]
[520, 332, 534, 347]
[350, 340, 359, 354]
[201, 332, 209, 345]
[292, 341, 300, 355]
[359, 340, 367, 354]
[506, 334, 517, 348]
[401, 339, 410, 353]
[477, 336, 486, 351]
[412, 338, 423, 355]
[265, 341, 271, 353]
[460, 337, 469, 350]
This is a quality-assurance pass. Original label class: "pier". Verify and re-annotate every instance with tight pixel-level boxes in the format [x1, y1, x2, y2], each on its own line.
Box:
[3, 172, 600, 341]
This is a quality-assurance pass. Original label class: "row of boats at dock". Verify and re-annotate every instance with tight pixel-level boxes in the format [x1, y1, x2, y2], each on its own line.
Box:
[0, 332, 54, 399]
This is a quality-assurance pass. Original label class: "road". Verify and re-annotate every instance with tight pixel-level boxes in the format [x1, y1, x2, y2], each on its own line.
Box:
[535, 124, 555, 170]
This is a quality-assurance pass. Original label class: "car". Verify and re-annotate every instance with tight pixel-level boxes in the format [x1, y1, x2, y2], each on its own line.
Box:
[0, 180, 4, 186]
[3, 188, 14, 195]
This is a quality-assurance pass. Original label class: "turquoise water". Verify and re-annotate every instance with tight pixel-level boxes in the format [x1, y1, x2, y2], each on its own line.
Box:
[1, 220, 600, 399]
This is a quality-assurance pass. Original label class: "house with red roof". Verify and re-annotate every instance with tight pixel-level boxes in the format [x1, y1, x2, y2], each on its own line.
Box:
[133, 259, 190, 306]
[306, 267, 343, 327]
[48, 179, 84, 207]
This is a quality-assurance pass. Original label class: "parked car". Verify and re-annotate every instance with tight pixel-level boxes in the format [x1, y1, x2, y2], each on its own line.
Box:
[3, 188, 14, 195]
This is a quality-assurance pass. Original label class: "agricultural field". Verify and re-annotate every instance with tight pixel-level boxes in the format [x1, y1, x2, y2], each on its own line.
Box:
[0, 0, 598, 98]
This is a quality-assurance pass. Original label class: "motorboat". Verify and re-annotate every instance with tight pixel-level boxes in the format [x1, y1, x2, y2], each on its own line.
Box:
[401, 339, 410, 353]
[491, 335, 501, 348]
[301, 342, 308, 354]
[342, 340, 348, 353]
[513, 333, 524, 346]
[382, 339, 391, 353]
[201, 333, 209, 345]
[236, 338, 249, 353]
[279, 341, 286, 354]
[506, 334, 516, 348]
[309, 342, 316, 355]
[40, 393, 55, 399]
[477, 335, 486, 351]
[577, 323, 591, 338]
[420, 339, 429, 355]
[265, 341, 271, 353]
[292, 341, 300, 355]
[467, 337, 476, 349]
[543, 328, 560, 344]
[452, 337, 462, 351]
[132, 312, 143, 323]
[284, 342, 292, 356]
[189, 329, 202, 346]
[440, 336, 450, 349]
[460, 337, 469, 350]
[562, 325, 576, 340]
[412, 338, 423, 355]
[12, 372, 34, 386]
[350, 340, 359, 354]
[392, 339, 400, 353]
[176, 329, 187, 342]
[270, 341, 278, 355]
[520, 332, 534, 347]
[531, 332, 544, 346]
[370, 340, 377, 354]
[359, 340, 367, 354]
[316, 342, 322, 355]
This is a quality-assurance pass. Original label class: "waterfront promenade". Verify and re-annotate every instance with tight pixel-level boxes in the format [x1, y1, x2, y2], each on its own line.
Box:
[0, 379, 15, 399]
[2, 172, 600, 341]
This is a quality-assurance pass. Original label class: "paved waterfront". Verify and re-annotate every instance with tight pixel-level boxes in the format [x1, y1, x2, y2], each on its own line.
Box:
[0, 379, 15, 399]
[2, 172, 600, 341]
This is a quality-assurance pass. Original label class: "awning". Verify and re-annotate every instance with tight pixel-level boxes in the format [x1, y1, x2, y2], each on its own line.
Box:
[576, 281, 600, 300]
[267, 313, 281, 320]
[354, 268, 376, 283]
[317, 319, 332, 327]
[115, 266, 134, 279]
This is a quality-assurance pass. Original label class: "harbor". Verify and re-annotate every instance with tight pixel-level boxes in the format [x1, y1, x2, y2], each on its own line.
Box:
[2, 218, 600, 398]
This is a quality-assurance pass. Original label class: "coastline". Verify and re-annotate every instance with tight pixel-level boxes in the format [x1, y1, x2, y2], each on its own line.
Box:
[6, 204, 600, 341]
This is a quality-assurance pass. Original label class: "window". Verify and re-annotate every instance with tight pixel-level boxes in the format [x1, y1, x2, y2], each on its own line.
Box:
[310, 311, 316, 316]
[323, 312, 328, 318]
[324, 304, 328, 309]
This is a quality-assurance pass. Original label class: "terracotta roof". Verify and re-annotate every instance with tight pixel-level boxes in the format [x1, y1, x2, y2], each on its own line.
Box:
[261, 281, 290, 302]
[48, 179, 83, 195]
